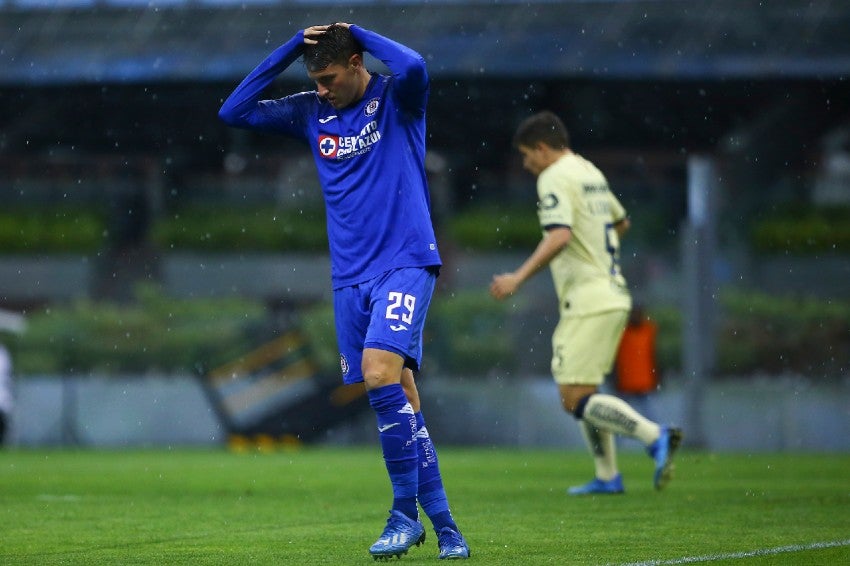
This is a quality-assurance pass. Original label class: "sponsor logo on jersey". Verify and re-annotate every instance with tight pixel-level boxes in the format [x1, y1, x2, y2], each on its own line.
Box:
[318, 135, 339, 158]
[339, 353, 349, 376]
[318, 120, 382, 160]
[390, 324, 408, 332]
[583, 183, 609, 194]
[318, 115, 338, 124]
[365, 97, 380, 116]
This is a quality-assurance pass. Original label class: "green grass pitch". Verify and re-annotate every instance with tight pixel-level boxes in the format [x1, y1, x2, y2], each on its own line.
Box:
[1, 447, 848, 564]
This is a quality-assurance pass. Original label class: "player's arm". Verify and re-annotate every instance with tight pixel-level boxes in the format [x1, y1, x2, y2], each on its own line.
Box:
[613, 216, 630, 238]
[490, 226, 571, 300]
[610, 187, 630, 238]
[218, 31, 308, 130]
[346, 24, 428, 114]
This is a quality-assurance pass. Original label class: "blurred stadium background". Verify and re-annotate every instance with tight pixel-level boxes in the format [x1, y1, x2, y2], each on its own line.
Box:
[1, 0, 848, 450]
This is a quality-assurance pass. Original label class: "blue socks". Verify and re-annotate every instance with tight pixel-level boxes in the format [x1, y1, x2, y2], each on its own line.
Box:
[368, 384, 418, 520]
[368, 384, 459, 532]
[414, 411, 458, 532]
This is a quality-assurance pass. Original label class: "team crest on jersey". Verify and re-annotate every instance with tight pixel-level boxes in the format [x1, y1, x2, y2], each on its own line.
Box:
[539, 193, 559, 210]
[340, 353, 350, 376]
[364, 97, 380, 116]
[318, 135, 339, 158]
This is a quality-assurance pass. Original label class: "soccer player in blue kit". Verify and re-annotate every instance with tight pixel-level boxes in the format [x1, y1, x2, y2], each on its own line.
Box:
[219, 23, 469, 560]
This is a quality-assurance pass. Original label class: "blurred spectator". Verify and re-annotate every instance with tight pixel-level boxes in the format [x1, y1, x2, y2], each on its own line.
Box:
[614, 304, 659, 421]
[0, 341, 12, 446]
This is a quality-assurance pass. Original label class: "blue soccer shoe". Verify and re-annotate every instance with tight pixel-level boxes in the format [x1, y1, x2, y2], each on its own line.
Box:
[649, 426, 683, 490]
[369, 510, 426, 560]
[437, 527, 470, 560]
[567, 473, 625, 495]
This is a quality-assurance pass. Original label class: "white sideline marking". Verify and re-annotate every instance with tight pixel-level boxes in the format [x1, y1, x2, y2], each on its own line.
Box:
[616, 539, 850, 565]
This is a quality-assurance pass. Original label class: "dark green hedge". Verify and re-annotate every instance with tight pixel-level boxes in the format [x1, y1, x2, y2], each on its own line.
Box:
[153, 204, 540, 253]
[751, 206, 850, 254]
[427, 291, 516, 374]
[715, 289, 850, 376]
[13, 285, 266, 374]
[445, 206, 540, 251]
[8, 203, 849, 256]
[9, 284, 847, 379]
[652, 290, 849, 378]
[151, 205, 328, 252]
[0, 207, 107, 253]
[298, 300, 338, 375]
[256, 288, 850, 379]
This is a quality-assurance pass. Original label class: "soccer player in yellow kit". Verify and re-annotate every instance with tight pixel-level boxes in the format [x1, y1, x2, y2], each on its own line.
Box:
[490, 111, 682, 494]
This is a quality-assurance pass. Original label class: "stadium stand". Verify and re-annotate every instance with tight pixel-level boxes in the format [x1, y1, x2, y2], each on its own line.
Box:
[1, 0, 849, 84]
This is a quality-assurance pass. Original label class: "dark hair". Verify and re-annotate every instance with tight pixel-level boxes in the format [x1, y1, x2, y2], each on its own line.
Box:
[303, 25, 364, 72]
[512, 111, 571, 150]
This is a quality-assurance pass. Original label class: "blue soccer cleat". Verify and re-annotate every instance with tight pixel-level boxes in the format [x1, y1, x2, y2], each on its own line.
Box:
[567, 473, 625, 495]
[649, 426, 683, 490]
[369, 510, 426, 560]
[437, 527, 470, 560]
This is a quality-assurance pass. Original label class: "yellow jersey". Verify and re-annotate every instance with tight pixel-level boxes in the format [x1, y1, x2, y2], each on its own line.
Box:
[537, 152, 632, 317]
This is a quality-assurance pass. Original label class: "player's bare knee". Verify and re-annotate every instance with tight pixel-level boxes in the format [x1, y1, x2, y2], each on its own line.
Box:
[559, 386, 595, 418]
[363, 372, 395, 390]
[559, 389, 578, 414]
[362, 348, 404, 391]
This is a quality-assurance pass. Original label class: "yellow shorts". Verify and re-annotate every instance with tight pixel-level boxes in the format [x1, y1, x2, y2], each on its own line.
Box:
[551, 310, 628, 385]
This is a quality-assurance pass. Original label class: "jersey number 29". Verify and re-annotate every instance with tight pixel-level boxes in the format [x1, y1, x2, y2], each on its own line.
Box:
[386, 292, 416, 325]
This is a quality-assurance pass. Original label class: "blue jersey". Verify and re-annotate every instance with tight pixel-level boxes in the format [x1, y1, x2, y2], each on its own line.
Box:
[219, 26, 441, 289]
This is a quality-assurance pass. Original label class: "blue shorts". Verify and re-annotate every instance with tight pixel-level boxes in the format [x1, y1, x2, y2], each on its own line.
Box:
[334, 267, 437, 384]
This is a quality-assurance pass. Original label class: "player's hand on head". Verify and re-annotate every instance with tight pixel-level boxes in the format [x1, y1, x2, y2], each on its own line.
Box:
[303, 25, 329, 45]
